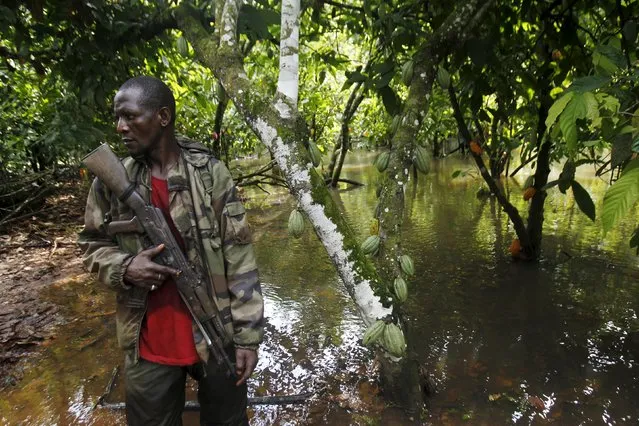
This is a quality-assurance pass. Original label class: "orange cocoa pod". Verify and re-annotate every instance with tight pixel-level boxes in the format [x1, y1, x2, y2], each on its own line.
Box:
[469, 140, 482, 155]
[523, 187, 536, 201]
[509, 239, 521, 256]
[551, 49, 563, 61]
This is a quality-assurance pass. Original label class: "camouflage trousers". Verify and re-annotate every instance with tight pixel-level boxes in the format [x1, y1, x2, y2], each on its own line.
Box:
[124, 350, 249, 426]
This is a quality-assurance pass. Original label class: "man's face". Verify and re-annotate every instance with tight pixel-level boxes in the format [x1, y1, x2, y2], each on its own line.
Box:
[113, 87, 163, 158]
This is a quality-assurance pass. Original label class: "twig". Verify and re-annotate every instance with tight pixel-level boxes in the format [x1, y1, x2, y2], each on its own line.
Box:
[92, 366, 120, 410]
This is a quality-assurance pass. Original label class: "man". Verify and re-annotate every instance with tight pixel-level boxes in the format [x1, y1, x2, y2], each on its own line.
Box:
[78, 76, 264, 425]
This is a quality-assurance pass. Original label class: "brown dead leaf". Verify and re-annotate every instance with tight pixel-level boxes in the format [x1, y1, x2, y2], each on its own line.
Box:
[527, 395, 545, 411]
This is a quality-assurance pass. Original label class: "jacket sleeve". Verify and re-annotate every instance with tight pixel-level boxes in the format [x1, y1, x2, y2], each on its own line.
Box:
[210, 161, 265, 349]
[77, 178, 134, 290]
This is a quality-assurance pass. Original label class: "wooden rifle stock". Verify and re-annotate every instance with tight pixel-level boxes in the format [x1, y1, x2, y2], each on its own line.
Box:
[82, 144, 236, 378]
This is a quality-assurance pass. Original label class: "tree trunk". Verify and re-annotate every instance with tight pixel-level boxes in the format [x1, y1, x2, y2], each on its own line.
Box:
[212, 81, 229, 159]
[525, 81, 553, 258]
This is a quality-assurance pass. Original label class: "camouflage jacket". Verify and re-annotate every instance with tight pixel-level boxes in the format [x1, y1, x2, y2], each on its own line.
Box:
[77, 138, 264, 363]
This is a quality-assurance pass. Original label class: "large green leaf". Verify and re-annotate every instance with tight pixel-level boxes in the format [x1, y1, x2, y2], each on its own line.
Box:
[571, 181, 595, 221]
[602, 166, 639, 233]
[569, 75, 611, 93]
[559, 93, 587, 152]
[545, 92, 574, 129]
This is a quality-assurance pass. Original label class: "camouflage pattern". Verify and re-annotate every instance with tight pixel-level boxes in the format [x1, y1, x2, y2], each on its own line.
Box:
[78, 138, 264, 363]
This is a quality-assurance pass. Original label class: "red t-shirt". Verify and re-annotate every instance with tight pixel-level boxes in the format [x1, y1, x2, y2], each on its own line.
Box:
[138, 177, 199, 366]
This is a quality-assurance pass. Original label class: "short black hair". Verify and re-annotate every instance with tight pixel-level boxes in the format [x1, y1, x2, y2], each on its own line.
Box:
[118, 76, 176, 124]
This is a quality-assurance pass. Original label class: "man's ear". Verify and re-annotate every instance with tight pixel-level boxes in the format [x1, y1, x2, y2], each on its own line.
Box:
[158, 106, 172, 127]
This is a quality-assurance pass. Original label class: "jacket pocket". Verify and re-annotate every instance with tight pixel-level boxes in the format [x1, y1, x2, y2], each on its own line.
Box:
[223, 201, 251, 244]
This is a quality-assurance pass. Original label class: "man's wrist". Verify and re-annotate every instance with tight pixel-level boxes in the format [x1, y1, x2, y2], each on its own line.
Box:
[235, 344, 258, 352]
[120, 255, 136, 289]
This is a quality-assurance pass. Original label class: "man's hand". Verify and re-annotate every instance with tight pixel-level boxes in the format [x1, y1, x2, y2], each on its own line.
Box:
[235, 348, 258, 386]
[123, 244, 180, 290]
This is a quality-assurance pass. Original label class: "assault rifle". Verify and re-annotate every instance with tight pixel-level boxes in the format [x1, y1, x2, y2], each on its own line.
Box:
[82, 143, 236, 378]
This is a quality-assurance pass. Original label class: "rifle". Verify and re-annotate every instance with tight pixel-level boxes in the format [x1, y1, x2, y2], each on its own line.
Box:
[82, 143, 236, 378]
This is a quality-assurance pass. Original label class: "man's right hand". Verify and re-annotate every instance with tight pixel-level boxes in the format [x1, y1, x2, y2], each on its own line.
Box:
[123, 244, 180, 290]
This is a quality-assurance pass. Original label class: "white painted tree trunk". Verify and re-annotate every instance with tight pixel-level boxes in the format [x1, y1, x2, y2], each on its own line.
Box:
[210, 0, 392, 326]
[275, 0, 300, 117]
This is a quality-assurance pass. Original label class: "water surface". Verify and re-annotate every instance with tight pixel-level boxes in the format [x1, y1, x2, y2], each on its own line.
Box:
[1, 152, 638, 425]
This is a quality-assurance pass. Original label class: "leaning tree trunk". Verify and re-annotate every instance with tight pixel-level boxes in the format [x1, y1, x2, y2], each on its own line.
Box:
[176, 0, 492, 414]
[331, 92, 364, 187]
[447, 81, 532, 253]
[327, 80, 364, 186]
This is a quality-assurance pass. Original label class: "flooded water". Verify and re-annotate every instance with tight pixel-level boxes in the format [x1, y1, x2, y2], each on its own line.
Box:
[1, 151, 638, 425]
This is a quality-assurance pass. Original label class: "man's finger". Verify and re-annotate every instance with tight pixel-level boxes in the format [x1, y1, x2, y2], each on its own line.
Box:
[140, 244, 165, 257]
[149, 264, 181, 276]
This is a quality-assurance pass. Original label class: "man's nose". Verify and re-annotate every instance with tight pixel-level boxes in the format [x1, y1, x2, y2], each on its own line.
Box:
[116, 117, 128, 133]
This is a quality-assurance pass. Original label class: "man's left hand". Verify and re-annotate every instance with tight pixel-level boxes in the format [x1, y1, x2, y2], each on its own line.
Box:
[235, 348, 258, 386]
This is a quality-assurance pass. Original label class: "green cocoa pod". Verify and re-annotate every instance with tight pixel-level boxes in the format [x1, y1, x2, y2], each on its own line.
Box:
[382, 323, 406, 357]
[177, 36, 188, 56]
[400, 254, 414, 276]
[374, 151, 390, 172]
[393, 276, 408, 303]
[414, 145, 430, 174]
[308, 143, 322, 167]
[437, 66, 450, 90]
[401, 60, 414, 86]
[361, 235, 380, 255]
[362, 320, 386, 346]
[287, 209, 305, 238]
[389, 115, 401, 135]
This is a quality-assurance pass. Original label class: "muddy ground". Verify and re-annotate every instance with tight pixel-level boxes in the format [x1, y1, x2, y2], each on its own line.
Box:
[0, 180, 88, 388]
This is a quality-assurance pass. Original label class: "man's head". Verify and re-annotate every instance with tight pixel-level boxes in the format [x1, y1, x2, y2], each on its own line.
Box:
[113, 76, 176, 158]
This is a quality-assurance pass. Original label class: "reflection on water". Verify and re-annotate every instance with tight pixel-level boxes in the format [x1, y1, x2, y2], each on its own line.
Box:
[2, 152, 639, 425]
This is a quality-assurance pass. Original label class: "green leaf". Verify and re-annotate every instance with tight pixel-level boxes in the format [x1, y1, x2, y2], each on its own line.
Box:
[602, 167, 639, 233]
[621, 158, 639, 176]
[378, 86, 400, 116]
[569, 75, 611, 92]
[545, 92, 574, 129]
[596, 93, 620, 113]
[452, 170, 462, 178]
[541, 180, 560, 191]
[559, 93, 587, 152]
[571, 181, 595, 221]
[558, 161, 576, 193]
[583, 92, 599, 123]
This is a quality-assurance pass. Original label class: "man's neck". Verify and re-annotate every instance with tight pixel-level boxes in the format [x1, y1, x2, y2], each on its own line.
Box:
[150, 135, 180, 179]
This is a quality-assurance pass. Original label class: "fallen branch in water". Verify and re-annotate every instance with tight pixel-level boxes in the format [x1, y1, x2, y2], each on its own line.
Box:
[97, 392, 316, 410]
